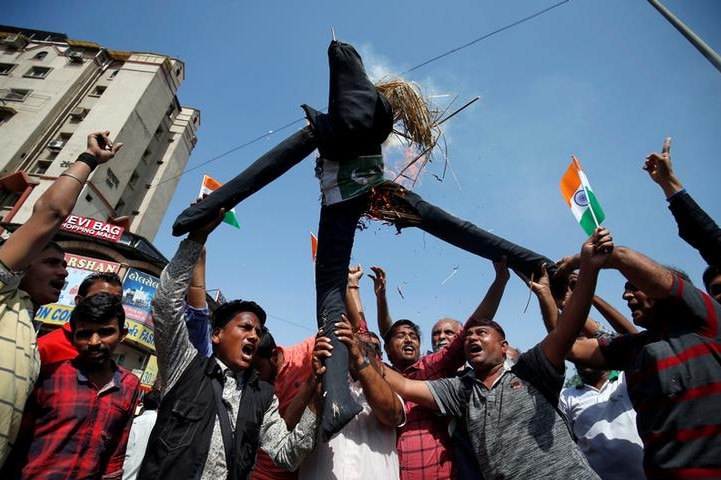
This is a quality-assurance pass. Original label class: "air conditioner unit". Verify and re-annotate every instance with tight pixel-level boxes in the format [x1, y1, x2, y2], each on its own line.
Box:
[68, 50, 84, 63]
[70, 107, 88, 119]
[1, 34, 28, 49]
[47, 140, 64, 151]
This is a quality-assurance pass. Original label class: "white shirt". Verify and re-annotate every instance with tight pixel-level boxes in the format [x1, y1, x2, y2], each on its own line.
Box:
[299, 379, 405, 480]
[559, 372, 645, 480]
[122, 410, 158, 480]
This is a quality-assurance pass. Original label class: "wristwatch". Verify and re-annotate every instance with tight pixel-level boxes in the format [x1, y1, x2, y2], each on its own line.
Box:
[353, 356, 371, 372]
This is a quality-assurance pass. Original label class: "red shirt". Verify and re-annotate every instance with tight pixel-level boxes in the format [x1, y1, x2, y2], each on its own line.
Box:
[2, 359, 140, 479]
[37, 323, 78, 365]
[397, 330, 466, 480]
[252, 336, 315, 480]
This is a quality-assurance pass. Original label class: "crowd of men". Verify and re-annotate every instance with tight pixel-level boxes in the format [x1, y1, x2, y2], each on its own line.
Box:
[0, 125, 719, 480]
[1, 37, 720, 479]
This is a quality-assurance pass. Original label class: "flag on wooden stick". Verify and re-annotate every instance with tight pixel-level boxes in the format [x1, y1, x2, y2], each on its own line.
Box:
[559, 156, 605, 236]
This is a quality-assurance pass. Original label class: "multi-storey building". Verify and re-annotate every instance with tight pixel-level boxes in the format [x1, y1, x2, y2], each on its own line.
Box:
[0, 25, 201, 388]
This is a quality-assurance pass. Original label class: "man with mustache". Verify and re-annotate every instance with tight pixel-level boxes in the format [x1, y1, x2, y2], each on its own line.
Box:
[1, 293, 140, 479]
[383, 229, 613, 479]
[375, 261, 510, 480]
[37, 271, 123, 366]
[0, 130, 122, 468]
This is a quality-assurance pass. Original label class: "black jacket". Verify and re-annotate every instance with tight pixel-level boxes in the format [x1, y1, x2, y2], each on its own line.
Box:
[137, 354, 274, 480]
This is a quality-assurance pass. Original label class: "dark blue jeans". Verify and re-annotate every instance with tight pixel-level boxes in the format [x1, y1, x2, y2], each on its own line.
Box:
[314, 195, 368, 441]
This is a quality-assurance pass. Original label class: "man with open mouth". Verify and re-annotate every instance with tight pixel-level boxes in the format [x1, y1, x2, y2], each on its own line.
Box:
[138, 206, 323, 480]
[383, 229, 613, 479]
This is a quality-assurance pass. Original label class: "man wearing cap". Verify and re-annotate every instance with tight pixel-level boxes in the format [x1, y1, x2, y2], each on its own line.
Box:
[138, 209, 321, 480]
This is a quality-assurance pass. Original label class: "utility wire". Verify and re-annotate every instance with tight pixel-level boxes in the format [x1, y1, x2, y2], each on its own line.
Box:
[151, 0, 571, 188]
[401, 0, 569, 75]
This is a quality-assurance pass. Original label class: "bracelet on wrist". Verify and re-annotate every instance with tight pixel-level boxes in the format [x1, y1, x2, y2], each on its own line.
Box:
[347, 285, 359, 289]
[75, 152, 99, 171]
[60, 172, 85, 186]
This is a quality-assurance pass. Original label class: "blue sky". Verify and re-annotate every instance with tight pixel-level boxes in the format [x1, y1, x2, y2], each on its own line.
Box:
[6, 0, 721, 353]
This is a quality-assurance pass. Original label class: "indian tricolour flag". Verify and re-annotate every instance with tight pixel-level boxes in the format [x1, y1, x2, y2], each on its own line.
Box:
[310, 231, 318, 264]
[198, 175, 241, 230]
[559, 156, 605, 236]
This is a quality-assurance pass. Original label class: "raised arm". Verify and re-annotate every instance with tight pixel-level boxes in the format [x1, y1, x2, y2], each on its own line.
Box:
[525, 263, 561, 333]
[568, 337, 610, 369]
[541, 228, 613, 370]
[280, 336, 323, 430]
[151, 207, 225, 392]
[186, 245, 207, 308]
[334, 319, 404, 427]
[467, 258, 510, 324]
[644, 137, 721, 267]
[606, 247, 674, 300]
[369, 266, 393, 337]
[418, 258, 511, 378]
[184, 245, 213, 357]
[558, 243, 674, 301]
[0, 131, 122, 272]
[345, 265, 367, 332]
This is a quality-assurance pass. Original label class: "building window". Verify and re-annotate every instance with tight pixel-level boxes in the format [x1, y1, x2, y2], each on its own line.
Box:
[128, 170, 139, 187]
[0, 88, 32, 102]
[109, 69, 119, 79]
[114, 198, 125, 214]
[32, 51, 48, 60]
[105, 168, 120, 189]
[47, 133, 72, 152]
[24, 66, 51, 79]
[0, 190, 21, 211]
[0, 108, 15, 126]
[31, 159, 54, 175]
[0, 63, 17, 75]
[89, 85, 106, 97]
[67, 49, 84, 64]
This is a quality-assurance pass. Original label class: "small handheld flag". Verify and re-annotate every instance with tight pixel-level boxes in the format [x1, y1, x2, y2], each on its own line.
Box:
[310, 231, 318, 263]
[198, 175, 241, 230]
[559, 156, 605, 236]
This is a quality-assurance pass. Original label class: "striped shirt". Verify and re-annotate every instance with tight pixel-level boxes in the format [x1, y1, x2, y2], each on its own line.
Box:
[599, 274, 721, 479]
[0, 262, 40, 469]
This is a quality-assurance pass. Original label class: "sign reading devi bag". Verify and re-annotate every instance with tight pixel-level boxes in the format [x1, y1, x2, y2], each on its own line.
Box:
[60, 214, 124, 243]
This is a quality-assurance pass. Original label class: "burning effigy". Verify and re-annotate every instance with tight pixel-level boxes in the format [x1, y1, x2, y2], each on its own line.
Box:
[172, 36, 555, 441]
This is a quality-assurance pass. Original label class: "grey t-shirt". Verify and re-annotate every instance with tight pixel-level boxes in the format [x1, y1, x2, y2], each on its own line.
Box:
[428, 344, 599, 479]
